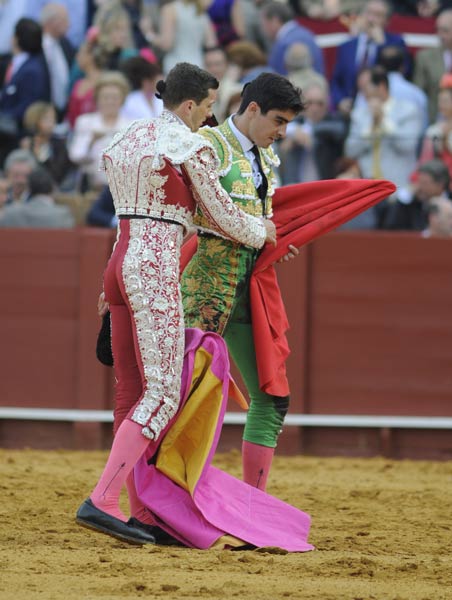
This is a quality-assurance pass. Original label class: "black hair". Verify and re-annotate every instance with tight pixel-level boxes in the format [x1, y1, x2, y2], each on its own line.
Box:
[156, 62, 219, 109]
[29, 168, 54, 196]
[237, 72, 303, 116]
[119, 56, 162, 91]
[369, 65, 389, 89]
[15, 18, 43, 55]
[377, 45, 406, 73]
[418, 159, 450, 189]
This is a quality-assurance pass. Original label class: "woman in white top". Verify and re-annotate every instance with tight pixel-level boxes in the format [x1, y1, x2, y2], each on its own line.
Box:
[142, 0, 217, 75]
[69, 71, 132, 192]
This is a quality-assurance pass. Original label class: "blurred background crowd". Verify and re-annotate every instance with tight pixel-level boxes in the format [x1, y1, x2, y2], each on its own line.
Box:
[0, 0, 452, 237]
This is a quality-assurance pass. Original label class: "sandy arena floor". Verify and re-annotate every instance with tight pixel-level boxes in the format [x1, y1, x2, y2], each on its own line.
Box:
[0, 448, 451, 600]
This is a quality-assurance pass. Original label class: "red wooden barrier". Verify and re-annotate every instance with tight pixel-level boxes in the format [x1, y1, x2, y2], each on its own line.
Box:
[276, 231, 452, 458]
[0, 229, 451, 458]
[0, 229, 114, 448]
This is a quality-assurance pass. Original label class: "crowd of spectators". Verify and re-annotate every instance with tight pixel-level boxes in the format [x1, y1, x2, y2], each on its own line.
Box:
[0, 0, 451, 237]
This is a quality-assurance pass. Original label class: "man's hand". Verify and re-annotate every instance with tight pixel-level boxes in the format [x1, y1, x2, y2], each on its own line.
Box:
[97, 292, 109, 317]
[338, 97, 353, 116]
[277, 244, 299, 263]
[264, 219, 277, 245]
[369, 97, 383, 125]
[368, 23, 385, 45]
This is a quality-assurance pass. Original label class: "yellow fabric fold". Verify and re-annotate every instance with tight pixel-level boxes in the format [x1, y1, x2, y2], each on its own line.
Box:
[156, 347, 225, 494]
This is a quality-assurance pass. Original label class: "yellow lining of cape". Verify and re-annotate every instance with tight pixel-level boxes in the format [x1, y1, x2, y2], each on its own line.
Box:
[156, 347, 247, 494]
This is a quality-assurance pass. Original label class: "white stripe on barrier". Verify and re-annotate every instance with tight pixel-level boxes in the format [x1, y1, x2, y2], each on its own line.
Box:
[314, 32, 439, 49]
[0, 407, 451, 429]
[315, 32, 350, 48]
[403, 33, 439, 48]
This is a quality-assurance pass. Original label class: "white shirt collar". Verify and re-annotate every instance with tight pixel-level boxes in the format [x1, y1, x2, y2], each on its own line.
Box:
[43, 32, 56, 45]
[228, 115, 264, 189]
[356, 33, 376, 65]
[228, 114, 254, 153]
[11, 52, 29, 74]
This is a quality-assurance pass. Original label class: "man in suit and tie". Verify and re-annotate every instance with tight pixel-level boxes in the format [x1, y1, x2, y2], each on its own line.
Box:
[40, 3, 76, 121]
[331, 0, 407, 115]
[0, 0, 30, 83]
[25, 0, 90, 50]
[414, 9, 452, 124]
[345, 65, 424, 217]
[181, 73, 303, 493]
[0, 18, 50, 131]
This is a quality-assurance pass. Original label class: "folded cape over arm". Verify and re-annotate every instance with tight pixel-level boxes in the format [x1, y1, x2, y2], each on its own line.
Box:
[181, 178, 396, 396]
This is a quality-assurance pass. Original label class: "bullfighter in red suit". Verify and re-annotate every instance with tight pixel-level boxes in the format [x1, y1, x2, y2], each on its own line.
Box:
[75, 62, 276, 545]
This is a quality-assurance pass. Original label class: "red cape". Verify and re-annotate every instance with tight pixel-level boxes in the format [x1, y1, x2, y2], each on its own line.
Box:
[181, 178, 396, 396]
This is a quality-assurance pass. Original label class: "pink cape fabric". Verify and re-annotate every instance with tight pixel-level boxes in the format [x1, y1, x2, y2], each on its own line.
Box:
[180, 178, 396, 396]
[134, 328, 314, 552]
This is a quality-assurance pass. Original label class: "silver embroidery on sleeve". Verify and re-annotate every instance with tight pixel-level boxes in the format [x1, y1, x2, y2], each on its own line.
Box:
[122, 219, 185, 440]
[184, 147, 266, 249]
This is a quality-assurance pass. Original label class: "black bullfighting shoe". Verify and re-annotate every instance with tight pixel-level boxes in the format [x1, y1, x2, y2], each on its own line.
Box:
[76, 498, 156, 545]
[128, 518, 185, 547]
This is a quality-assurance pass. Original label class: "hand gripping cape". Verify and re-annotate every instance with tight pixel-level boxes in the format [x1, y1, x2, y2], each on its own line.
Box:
[134, 328, 314, 551]
[180, 178, 396, 396]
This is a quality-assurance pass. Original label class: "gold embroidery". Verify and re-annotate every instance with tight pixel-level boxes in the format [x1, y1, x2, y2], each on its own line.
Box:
[184, 148, 266, 248]
[199, 127, 232, 175]
[231, 179, 259, 200]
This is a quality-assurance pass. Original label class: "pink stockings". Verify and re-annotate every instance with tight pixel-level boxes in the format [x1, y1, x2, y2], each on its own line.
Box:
[100, 219, 185, 523]
[242, 440, 275, 491]
[91, 397, 274, 525]
[90, 419, 154, 522]
[126, 472, 156, 525]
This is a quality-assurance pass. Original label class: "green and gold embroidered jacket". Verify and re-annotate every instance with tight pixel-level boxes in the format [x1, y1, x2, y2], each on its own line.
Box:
[193, 120, 279, 230]
[182, 120, 280, 335]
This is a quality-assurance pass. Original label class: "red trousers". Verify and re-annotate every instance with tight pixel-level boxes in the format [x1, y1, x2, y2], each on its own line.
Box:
[103, 218, 185, 440]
